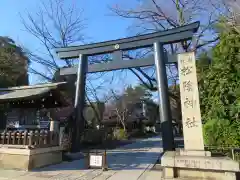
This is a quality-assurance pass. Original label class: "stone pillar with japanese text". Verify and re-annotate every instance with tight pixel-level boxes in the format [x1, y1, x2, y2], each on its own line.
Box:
[178, 52, 204, 151]
[162, 52, 239, 180]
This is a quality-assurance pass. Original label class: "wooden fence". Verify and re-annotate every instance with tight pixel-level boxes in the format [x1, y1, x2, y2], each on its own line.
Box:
[0, 130, 59, 148]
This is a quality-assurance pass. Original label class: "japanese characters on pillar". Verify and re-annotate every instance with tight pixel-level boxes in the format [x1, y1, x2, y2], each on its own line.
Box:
[178, 52, 204, 151]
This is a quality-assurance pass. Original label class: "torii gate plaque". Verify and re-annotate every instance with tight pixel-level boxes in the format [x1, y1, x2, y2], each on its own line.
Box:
[55, 22, 200, 152]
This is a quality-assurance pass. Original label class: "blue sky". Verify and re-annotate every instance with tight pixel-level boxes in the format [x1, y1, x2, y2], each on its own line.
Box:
[0, 0, 133, 46]
[0, 0, 217, 101]
[0, 0, 154, 100]
[0, 0, 142, 84]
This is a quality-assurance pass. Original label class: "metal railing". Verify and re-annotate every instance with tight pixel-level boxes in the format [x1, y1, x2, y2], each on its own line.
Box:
[176, 144, 240, 161]
[205, 146, 240, 161]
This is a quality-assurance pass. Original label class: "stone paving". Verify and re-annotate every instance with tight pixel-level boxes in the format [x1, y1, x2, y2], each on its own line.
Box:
[0, 136, 163, 180]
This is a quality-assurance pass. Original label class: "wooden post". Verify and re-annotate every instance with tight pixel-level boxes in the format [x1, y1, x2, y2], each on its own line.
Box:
[17, 132, 21, 145]
[7, 131, 11, 144]
[29, 131, 33, 146]
[2, 131, 6, 144]
[50, 120, 59, 147]
[59, 126, 65, 147]
[12, 131, 16, 144]
[232, 149, 235, 160]
[50, 121, 59, 133]
[103, 149, 108, 171]
[86, 151, 90, 169]
[49, 131, 53, 145]
[38, 130, 42, 146]
[43, 130, 47, 145]
[23, 131, 28, 145]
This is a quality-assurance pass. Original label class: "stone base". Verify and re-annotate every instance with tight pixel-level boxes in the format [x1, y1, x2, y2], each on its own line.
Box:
[179, 149, 211, 157]
[161, 150, 239, 180]
[0, 146, 63, 171]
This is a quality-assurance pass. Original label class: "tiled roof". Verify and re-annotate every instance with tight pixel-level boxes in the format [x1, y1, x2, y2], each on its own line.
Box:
[0, 82, 67, 102]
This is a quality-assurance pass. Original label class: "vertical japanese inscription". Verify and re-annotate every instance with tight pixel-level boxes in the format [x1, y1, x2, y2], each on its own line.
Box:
[183, 81, 193, 92]
[178, 52, 204, 150]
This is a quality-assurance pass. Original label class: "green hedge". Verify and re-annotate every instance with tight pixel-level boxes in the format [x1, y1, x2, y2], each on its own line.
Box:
[113, 128, 128, 140]
[203, 119, 240, 147]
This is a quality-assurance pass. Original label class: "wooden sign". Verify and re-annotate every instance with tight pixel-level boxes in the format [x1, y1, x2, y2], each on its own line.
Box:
[90, 154, 103, 167]
[86, 150, 108, 171]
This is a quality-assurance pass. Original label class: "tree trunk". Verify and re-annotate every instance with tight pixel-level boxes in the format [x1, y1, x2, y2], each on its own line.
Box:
[122, 121, 126, 132]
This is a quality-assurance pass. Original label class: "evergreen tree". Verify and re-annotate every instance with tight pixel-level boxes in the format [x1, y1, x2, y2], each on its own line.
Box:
[201, 28, 240, 147]
[0, 37, 29, 87]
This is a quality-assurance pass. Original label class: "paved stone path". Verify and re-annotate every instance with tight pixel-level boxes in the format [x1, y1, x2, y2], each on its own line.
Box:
[0, 136, 164, 180]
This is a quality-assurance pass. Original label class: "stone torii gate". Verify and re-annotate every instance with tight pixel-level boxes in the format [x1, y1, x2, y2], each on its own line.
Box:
[55, 22, 200, 152]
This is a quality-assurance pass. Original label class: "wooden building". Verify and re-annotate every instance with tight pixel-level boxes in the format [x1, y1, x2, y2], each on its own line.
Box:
[0, 82, 69, 131]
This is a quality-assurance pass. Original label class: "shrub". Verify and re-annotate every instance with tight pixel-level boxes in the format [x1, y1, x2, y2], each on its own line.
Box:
[113, 128, 128, 140]
[199, 27, 240, 148]
[203, 119, 240, 147]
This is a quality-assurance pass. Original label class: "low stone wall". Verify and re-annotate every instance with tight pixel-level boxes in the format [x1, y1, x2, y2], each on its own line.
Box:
[0, 146, 63, 171]
[161, 150, 240, 180]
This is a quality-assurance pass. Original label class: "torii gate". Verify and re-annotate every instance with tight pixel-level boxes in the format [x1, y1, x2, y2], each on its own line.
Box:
[55, 22, 200, 152]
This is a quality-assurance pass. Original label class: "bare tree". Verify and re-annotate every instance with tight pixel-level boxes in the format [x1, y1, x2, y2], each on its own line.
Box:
[21, 0, 86, 81]
[109, 0, 228, 81]
[110, 0, 223, 51]
[108, 0, 228, 128]
[222, 0, 240, 33]
[115, 105, 128, 132]
[21, 0, 113, 118]
[107, 90, 130, 132]
[20, 0, 122, 152]
[103, 86, 152, 133]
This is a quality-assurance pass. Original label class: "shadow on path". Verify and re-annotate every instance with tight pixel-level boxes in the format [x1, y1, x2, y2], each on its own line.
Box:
[31, 136, 183, 172]
[32, 151, 162, 172]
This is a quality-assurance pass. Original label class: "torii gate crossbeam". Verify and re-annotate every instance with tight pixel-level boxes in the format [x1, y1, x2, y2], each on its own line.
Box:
[55, 21, 200, 152]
